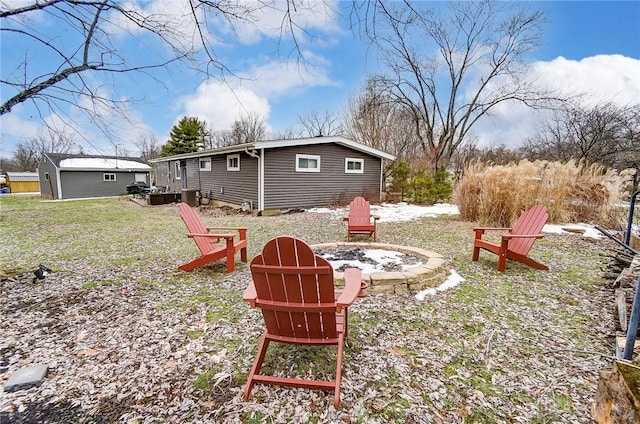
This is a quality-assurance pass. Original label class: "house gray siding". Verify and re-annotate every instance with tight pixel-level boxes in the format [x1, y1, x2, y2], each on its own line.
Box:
[200, 153, 258, 208]
[38, 157, 58, 198]
[184, 158, 199, 190]
[155, 154, 259, 207]
[149, 137, 393, 211]
[156, 160, 186, 193]
[263, 144, 382, 210]
[154, 162, 171, 190]
[38, 153, 151, 199]
[59, 171, 140, 199]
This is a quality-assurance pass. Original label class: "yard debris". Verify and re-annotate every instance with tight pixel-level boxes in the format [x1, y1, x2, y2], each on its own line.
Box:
[0, 205, 617, 422]
[3, 365, 48, 393]
[32, 264, 52, 283]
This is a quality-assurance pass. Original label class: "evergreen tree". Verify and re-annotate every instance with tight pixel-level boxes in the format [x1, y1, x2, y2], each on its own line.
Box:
[161, 117, 209, 156]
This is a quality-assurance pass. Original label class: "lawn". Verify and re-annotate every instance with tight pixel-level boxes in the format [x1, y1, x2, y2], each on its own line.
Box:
[0, 196, 616, 423]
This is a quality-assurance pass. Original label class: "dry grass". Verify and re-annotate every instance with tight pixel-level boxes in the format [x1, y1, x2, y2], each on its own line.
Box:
[0, 195, 620, 423]
[454, 160, 632, 228]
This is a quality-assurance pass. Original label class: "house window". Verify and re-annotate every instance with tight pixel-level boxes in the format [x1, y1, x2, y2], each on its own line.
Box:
[103, 173, 116, 181]
[200, 158, 211, 171]
[345, 158, 364, 174]
[227, 154, 240, 171]
[44, 172, 50, 181]
[296, 154, 320, 172]
[174, 162, 181, 180]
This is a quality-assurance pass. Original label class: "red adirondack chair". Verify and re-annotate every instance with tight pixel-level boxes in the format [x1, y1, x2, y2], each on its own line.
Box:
[343, 196, 380, 242]
[472, 204, 549, 272]
[178, 203, 247, 273]
[242, 236, 365, 408]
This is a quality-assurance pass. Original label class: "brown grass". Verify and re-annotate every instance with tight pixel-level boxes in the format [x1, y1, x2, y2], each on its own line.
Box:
[454, 159, 632, 227]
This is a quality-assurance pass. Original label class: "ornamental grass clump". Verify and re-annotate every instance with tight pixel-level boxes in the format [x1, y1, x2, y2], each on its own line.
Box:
[454, 159, 631, 227]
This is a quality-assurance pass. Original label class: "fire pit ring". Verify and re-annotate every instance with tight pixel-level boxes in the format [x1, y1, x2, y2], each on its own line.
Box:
[311, 242, 448, 295]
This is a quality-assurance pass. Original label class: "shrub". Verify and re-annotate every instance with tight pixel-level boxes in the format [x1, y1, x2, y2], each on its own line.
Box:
[390, 161, 453, 204]
[390, 159, 411, 200]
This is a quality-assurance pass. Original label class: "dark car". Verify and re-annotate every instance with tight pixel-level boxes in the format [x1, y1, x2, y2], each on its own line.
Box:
[126, 181, 150, 195]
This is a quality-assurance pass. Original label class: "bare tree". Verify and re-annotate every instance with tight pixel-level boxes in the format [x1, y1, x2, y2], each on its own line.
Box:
[205, 113, 267, 148]
[135, 133, 162, 163]
[208, 128, 233, 149]
[521, 102, 640, 174]
[353, 0, 560, 172]
[229, 113, 267, 145]
[9, 126, 77, 170]
[343, 77, 419, 160]
[10, 144, 40, 171]
[451, 140, 523, 180]
[1, 0, 326, 142]
[297, 109, 343, 137]
[271, 127, 298, 140]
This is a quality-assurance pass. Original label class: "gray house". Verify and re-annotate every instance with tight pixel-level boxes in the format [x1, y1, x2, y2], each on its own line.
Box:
[39, 153, 151, 199]
[150, 136, 396, 213]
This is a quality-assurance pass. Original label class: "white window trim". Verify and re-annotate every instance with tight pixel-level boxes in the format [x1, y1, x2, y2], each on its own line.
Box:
[199, 158, 211, 171]
[296, 154, 321, 173]
[227, 154, 240, 171]
[345, 158, 364, 174]
[103, 173, 116, 182]
[174, 162, 181, 180]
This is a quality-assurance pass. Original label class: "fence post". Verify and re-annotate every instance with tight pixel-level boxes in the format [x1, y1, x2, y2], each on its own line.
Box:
[623, 273, 640, 360]
[624, 190, 640, 246]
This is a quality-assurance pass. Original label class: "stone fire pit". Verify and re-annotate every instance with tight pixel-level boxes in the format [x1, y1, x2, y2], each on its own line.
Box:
[312, 242, 448, 294]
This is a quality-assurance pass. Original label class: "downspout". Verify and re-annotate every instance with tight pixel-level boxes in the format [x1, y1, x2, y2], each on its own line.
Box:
[245, 148, 263, 212]
[379, 160, 384, 201]
[56, 168, 63, 199]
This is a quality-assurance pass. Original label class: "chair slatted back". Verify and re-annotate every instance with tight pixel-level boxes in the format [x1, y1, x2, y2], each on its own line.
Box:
[250, 236, 338, 340]
[348, 196, 372, 226]
[179, 203, 217, 254]
[509, 204, 549, 255]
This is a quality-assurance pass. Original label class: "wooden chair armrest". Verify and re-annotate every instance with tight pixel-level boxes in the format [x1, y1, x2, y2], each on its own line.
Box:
[472, 227, 512, 231]
[336, 268, 363, 311]
[243, 282, 257, 307]
[372, 215, 380, 221]
[342, 216, 349, 222]
[207, 226, 248, 231]
[502, 233, 545, 240]
[186, 232, 235, 240]
[473, 227, 512, 238]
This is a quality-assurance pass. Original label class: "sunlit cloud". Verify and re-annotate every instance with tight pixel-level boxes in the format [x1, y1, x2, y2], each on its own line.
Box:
[177, 52, 338, 133]
[471, 54, 640, 148]
[209, 0, 341, 45]
[239, 53, 336, 98]
[531, 54, 640, 106]
[104, 0, 202, 53]
[104, 0, 341, 52]
[179, 80, 271, 133]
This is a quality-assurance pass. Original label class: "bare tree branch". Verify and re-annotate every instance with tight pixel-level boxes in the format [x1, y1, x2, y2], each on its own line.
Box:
[357, 0, 565, 171]
[1, 0, 328, 153]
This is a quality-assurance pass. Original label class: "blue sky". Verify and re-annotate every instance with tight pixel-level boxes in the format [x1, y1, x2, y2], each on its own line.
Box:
[1, 1, 639, 160]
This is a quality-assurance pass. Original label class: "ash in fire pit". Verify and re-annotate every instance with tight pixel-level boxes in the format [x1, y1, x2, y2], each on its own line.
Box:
[316, 248, 423, 273]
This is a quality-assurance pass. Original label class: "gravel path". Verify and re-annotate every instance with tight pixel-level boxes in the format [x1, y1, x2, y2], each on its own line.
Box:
[0, 200, 617, 423]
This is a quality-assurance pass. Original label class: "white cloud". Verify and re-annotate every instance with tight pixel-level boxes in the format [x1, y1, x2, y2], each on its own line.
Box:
[104, 0, 341, 53]
[104, 0, 199, 52]
[221, 0, 342, 45]
[0, 110, 41, 156]
[240, 54, 336, 98]
[180, 81, 271, 132]
[471, 54, 640, 148]
[532, 55, 640, 106]
[178, 55, 338, 132]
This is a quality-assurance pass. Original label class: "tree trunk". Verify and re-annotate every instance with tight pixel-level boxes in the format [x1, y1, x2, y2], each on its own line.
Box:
[592, 360, 640, 423]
